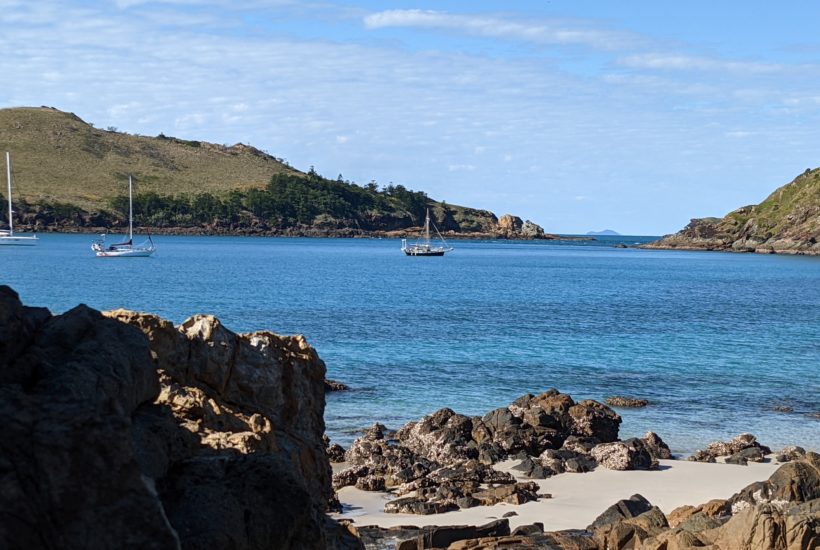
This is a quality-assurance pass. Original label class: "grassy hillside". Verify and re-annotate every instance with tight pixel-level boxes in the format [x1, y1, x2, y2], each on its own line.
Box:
[0, 106, 298, 210]
[645, 168, 820, 255]
[0, 106, 527, 237]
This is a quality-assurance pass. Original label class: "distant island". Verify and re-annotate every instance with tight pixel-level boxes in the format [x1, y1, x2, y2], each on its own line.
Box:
[643, 167, 820, 256]
[586, 229, 620, 236]
[0, 106, 589, 241]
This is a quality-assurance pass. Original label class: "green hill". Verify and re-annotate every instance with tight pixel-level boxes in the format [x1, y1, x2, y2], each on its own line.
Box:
[644, 168, 820, 255]
[0, 106, 298, 210]
[0, 106, 548, 237]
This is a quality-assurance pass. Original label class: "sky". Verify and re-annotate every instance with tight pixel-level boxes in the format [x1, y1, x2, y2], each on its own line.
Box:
[2, 1, 819, 234]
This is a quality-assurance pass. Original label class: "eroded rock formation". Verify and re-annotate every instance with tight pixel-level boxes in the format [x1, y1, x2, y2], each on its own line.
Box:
[334, 389, 674, 515]
[0, 286, 358, 549]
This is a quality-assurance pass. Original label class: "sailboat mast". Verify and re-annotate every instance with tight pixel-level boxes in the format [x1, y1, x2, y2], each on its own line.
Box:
[5, 152, 13, 235]
[128, 174, 133, 241]
[425, 208, 431, 243]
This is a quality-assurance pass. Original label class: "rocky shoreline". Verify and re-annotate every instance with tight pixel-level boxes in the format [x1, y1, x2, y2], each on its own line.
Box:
[0, 287, 816, 549]
[13, 223, 594, 241]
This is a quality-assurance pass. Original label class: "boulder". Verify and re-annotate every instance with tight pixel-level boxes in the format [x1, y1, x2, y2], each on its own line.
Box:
[590, 438, 657, 471]
[641, 431, 673, 460]
[568, 400, 621, 442]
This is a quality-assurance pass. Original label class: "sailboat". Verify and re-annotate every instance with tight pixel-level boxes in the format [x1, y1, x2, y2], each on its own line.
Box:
[91, 175, 155, 257]
[0, 152, 38, 246]
[401, 208, 454, 256]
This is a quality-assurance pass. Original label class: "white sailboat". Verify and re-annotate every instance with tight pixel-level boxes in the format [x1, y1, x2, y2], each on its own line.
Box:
[91, 175, 155, 257]
[401, 208, 453, 256]
[0, 152, 38, 246]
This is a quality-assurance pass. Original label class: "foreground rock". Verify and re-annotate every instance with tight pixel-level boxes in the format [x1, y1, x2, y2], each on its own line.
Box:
[335, 390, 676, 515]
[361, 454, 820, 549]
[0, 286, 360, 549]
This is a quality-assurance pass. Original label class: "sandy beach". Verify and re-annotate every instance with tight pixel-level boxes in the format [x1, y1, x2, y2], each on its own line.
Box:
[333, 458, 781, 531]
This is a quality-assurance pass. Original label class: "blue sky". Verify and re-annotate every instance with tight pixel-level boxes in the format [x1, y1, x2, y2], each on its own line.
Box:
[2, 1, 819, 234]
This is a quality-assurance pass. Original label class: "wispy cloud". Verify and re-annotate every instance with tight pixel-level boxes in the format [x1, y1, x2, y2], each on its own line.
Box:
[617, 53, 784, 73]
[364, 9, 637, 51]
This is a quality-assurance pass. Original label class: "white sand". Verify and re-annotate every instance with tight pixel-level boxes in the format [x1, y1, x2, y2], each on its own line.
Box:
[332, 459, 780, 531]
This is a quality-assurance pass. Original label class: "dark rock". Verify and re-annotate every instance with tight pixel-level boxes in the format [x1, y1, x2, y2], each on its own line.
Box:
[422, 519, 510, 549]
[384, 496, 458, 515]
[324, 379, 350, 392]
[688, 433, 772, 463]
[726, 446, 766, 466]
[775, 445, 807, 463]
[568, 400, 621, 442]
[587, 494, 654, 530]
[641, 431, 673, 460]
[355, 475, 386, 491]
[591, 438, 657, 470]
[0, 286, 348, 550]
[511, 523, 544, 536]
[502, 511, 518, 518]
[605, 396, 649, 408]
[512, 456, 552, 479]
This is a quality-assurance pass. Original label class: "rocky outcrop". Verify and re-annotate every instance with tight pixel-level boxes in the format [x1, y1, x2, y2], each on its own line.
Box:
[605, 396, 649, 408]
[335, 390, 675, 515]
[0, 286, 358, 549]
[642, 167, 820, 255]
[688, 433, 771, 464]
[366, 455, 820, 549]
[495, 214, 549, 239]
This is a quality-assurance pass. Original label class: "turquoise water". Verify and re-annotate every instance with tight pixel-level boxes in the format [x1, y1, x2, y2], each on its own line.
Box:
[2, 234, 818, 453]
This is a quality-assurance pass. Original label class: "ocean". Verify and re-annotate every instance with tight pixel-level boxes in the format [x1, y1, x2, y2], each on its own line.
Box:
[2, 233, 818, 454]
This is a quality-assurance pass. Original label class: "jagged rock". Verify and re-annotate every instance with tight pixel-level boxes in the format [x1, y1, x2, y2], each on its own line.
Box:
[688, 433, 772, 463]
[728, 452, 820, 512]
[776, 445, 807, 463]
[511, 523, 544, 536]
[726, 446, 766, 465]
[471, 482, 540, 506]
[0, 286, 352, 549]
[641, 431, 673, 460]
[324, 435, 347, 463]
[592, 506, 669, 550]
[395, 408, 476, 464]
[708, 500, 820, 550]
[587, 494, 654, 530]
[560, 435, 600, 455]
[384, 496, 458, 515]
[355, 475, 386, 491]
[568, 400, 621, 442]
[605, 396, 649, 408]
[324, 379, 349, 392]
[591, 438, 657, 470]
[539, 448, 597, 474]
[512, 456, 552, 479]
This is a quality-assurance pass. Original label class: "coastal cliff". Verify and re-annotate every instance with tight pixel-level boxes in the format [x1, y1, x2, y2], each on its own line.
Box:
[0, 286, 359, 549]
[644, 167, 820, 255]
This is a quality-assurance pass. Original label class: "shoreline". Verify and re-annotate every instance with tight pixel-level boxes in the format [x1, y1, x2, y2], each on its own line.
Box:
[333, 458, 781, 531]
[7, 225, 598, 241]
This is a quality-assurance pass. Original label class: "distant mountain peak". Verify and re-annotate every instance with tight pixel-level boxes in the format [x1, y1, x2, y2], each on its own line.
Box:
[587, 229, 620, 236]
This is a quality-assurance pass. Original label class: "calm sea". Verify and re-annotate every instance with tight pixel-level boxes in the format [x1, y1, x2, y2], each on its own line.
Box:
[2, 234, 818, 453]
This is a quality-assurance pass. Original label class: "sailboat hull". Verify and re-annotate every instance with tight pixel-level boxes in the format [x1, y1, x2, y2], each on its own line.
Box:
[0, 235, 38, 246]
[403, 248, 446, 256]
[94, 247, 155, 257]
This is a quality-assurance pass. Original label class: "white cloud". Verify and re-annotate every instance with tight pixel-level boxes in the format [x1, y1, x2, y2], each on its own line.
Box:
[364, 9, 636, 50]
[617, 53, 783, 73]
[336, 135, 350, 144]
[448, 164, 476, 172]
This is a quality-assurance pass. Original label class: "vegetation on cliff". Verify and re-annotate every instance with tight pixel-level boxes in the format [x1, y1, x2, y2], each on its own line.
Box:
[645, 167, 820, 255]
[0, 106, 537, 237]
